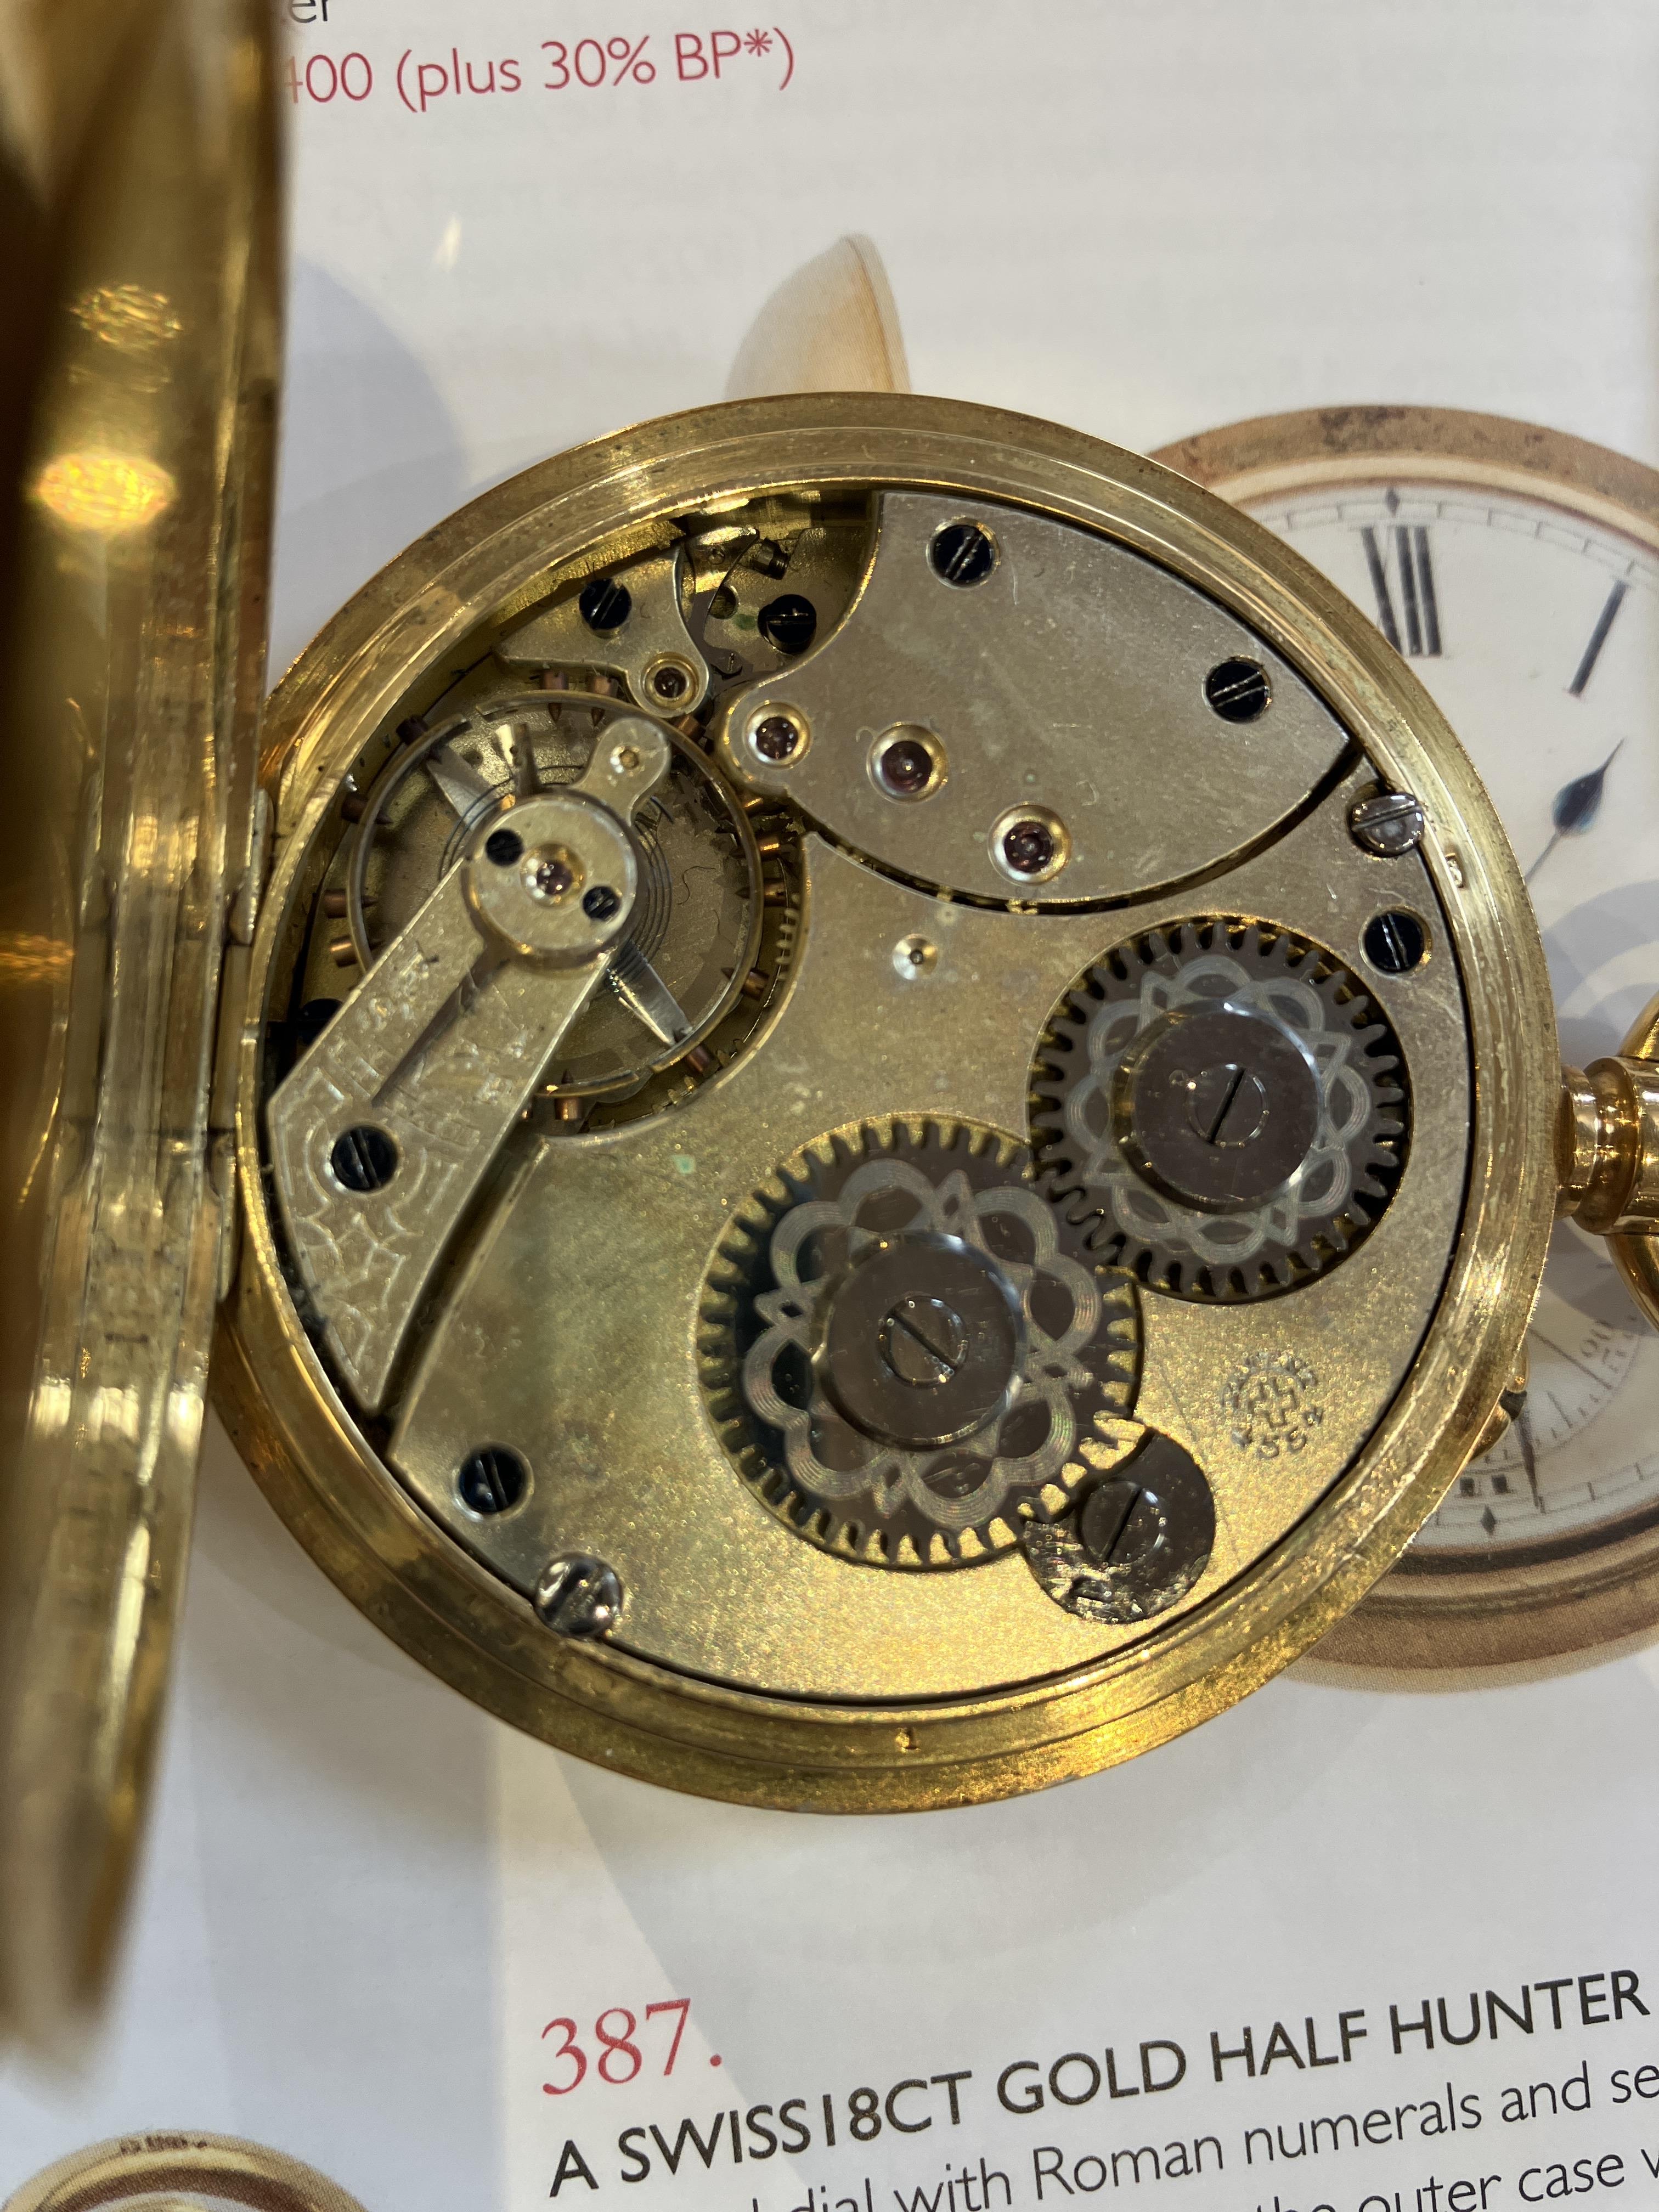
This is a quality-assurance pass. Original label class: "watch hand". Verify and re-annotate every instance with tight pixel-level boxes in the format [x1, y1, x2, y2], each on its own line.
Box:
[1524, 740, 1623, 882]
[1516, 1404, 1542, 1512]
[1528, 1322, 1615, 1391]
[1568, 578, 1628, 697]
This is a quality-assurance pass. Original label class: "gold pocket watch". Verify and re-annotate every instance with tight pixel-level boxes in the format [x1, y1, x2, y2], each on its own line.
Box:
[8, 5, 1659, 2056]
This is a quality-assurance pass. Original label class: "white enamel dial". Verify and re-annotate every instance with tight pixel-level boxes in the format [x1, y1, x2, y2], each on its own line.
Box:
[1248, 478, 1659, 1559]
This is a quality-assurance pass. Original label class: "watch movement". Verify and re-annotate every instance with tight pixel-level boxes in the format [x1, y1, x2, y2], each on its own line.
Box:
[215, 397, 1564, 1804]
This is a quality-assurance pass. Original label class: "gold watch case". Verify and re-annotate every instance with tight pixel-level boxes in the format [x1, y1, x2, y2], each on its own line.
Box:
[217, 394, 1557, 1812]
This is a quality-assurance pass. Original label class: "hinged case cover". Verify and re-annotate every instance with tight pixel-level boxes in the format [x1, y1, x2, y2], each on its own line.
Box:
[0, 0, 280, 2051]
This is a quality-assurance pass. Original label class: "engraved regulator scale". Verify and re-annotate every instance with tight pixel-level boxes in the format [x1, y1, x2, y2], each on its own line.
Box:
[8, 16, 1659, 2059]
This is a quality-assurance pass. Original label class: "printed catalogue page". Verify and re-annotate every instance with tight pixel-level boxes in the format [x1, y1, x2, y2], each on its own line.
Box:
[3, 5, 1659, 2210]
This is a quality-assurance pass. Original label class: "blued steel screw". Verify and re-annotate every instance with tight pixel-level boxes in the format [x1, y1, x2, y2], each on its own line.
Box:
[1363, 908, 1429, 974]
[929, 520, 997, 586]
[458, 1446, 529, 1516]
[583, 884, 622, 920]
[758, 592, 818, 653]
[330, 1124, 397, 1193]
[579, 577, 632, 633]
[1204, 657, 1272, 723]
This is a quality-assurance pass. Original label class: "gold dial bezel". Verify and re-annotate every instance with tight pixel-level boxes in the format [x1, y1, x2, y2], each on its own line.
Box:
[1156, 402, 1659, 1672]
[216, 393, 1557, 1803]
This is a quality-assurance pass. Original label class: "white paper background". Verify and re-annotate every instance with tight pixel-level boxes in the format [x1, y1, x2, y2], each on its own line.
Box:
[5, 4, 1659, 2205]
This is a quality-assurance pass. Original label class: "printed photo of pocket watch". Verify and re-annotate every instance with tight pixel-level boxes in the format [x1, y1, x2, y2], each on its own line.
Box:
[6, 17, 1659, 2058]
[1160, 408, 1659, 1673]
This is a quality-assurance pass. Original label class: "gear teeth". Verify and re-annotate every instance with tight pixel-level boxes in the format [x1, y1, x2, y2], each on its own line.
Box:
[698, 1113, 1141, 1571]
[1028, 917, 1411, 1305]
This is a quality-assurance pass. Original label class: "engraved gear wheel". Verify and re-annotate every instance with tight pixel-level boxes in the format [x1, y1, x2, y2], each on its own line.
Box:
[698, 1119, 1141, 1570]
[1029, 919, 1409, 1301]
